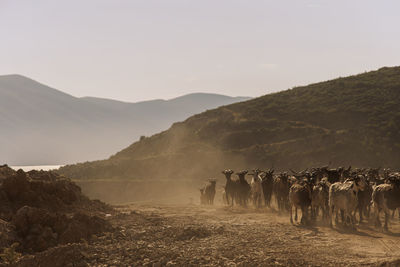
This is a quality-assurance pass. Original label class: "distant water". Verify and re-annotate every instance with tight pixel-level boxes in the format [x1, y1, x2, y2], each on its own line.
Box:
[10, 165, 63, 172]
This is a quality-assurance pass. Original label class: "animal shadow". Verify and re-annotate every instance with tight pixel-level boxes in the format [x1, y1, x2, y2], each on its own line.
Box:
[333, 224, 380, 238]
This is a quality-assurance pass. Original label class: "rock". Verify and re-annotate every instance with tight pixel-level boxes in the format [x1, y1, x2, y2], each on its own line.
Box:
[166, 260, 176, 266]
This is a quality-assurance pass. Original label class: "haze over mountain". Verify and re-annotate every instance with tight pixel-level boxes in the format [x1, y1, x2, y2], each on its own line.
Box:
[59, 67, 400, 181]
[0, 74, 250, 165]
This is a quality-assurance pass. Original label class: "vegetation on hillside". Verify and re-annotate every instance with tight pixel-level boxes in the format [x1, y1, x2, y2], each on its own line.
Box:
[59, 67, 400, 180]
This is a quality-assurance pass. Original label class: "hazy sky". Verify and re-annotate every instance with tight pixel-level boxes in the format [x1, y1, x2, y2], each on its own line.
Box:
[1, 0, 399, 102]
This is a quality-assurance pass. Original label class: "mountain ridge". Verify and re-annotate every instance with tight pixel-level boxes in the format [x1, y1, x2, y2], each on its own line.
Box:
[0, 74, 250, 165]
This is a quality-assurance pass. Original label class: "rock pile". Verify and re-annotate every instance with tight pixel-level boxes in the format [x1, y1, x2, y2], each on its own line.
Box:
[0, 165, 112, 256]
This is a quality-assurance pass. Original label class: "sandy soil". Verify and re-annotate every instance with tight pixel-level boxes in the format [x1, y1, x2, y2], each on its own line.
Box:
[18, 202, 400, 266]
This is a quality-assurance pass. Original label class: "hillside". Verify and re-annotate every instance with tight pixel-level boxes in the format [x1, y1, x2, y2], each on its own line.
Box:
[58, 67, 400, 181]
[0, 74, 249, 165]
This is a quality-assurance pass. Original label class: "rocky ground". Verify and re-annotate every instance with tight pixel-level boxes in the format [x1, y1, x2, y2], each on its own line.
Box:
[9, 203, 400, 266]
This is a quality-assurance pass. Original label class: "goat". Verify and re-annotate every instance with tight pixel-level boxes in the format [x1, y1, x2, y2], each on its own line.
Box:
[357, 176, 373, 223]
[329, 176, 366, 229]
[289, 177, 312, 225]
[235, 170, 251, 207]
[324, 168, 342, 184]
[371, 177, 400, 231]
[222, 169, 236, 206]
[250, 169, 264, 208]
[273, 172, 290, 212]
[311, 178, 330, 222]
[202, 179, 217, 205]
[262, 169, 274, 207]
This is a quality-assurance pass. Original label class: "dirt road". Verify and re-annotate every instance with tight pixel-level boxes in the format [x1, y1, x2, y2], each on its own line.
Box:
[17, 203, 400, 266]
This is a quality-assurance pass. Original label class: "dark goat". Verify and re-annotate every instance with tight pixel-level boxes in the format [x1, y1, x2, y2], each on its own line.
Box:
[367, 168, 380, 182]
[310, 167, 327, 184]
[273, 172, 290, 212]
[357, 175, 373, 223]
[324, 168, 342, 184]
[289, 178, 312, 225]
[235, 170, 251, 207]
[262, 169, 274, 207]
[222, 169, 236, 206]
[341, 166, 352, 181]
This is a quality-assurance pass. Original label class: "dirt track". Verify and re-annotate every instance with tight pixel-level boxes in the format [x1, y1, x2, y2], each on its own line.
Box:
[18, 202, 399, 266]
[111, 204, 400, 266]
[14, 202, 400, 266]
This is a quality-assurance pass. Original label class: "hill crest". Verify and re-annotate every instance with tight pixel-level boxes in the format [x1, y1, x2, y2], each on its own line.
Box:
[58, 66, 400, 180]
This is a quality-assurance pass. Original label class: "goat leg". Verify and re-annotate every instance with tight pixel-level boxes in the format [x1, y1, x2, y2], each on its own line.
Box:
[290, 205, 293, 224]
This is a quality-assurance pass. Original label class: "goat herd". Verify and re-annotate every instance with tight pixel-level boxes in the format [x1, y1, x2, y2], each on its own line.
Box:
[200, 167, 400, 231]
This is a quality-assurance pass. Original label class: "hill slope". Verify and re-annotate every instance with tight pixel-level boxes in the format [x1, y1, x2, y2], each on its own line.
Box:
[58, 67, 400, 181]
[0, 75, 249, 165]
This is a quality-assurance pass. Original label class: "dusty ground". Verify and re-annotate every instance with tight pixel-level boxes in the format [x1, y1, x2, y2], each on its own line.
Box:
[16, 202, 400, 266]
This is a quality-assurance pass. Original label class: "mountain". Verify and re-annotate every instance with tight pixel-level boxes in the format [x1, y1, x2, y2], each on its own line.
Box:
[58, 67, 400, 181]
[0, 74, 250, 165]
